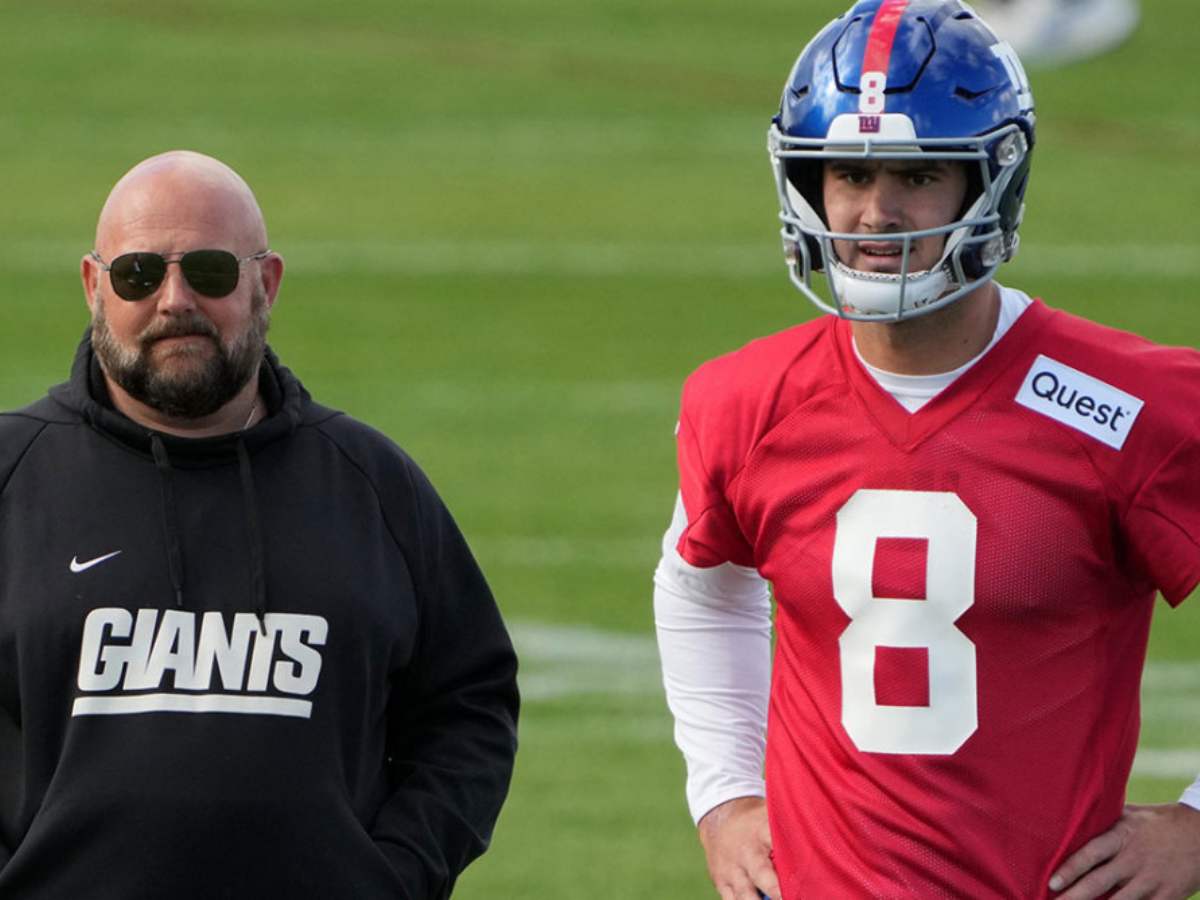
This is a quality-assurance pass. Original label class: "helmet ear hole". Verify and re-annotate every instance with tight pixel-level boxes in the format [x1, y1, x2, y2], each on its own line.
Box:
[959, 246, 987, 280]
[804, 236, 826, 273]
[955, 161, 989, 279]
[784, 158, 826, 225]
[957, 161, 985, 221]
[784, 235, 827, 275]
[783, 158, 828, 272]
[998, 153, 1032, 234]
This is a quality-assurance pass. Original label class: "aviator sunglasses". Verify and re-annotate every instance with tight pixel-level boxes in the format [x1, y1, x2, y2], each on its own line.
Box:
[90, 249, 271, 302]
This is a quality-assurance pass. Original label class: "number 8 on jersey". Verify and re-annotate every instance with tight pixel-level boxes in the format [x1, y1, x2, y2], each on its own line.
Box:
[832, 489, 978, 755]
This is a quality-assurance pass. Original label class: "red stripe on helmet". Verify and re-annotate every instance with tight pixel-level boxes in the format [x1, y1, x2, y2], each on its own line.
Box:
[862, 0, 910, 76]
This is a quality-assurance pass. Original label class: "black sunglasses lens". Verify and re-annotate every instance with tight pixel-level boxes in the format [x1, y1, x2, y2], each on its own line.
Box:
[109, 253, 166, 301]
[181, 250, 240, 297]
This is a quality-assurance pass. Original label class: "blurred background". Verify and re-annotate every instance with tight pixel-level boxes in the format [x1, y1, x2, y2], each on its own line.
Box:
[1, 1, 1196, 896]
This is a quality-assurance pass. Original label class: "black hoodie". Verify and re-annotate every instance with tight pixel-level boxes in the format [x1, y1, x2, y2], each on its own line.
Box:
[0, 334, 519, 899]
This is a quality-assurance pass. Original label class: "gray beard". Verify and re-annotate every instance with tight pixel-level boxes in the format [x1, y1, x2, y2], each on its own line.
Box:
[91, 288, 269, 420]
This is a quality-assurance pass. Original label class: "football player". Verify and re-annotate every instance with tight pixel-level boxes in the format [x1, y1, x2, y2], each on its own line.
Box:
[653, 1, 1200, 898]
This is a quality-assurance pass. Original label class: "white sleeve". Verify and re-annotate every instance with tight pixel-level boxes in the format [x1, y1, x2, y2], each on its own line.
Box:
[1181, 775, 1200, 811]
[653, 492, 772, 824]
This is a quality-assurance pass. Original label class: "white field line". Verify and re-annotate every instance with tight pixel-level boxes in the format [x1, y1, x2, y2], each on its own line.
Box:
[1132, 749, 1200, 780]
[1141, 660, 1200, 690]
[1140, 695, 1200, 721]
[512, 620, 663, 702]
[511, 621, 1200, 775]
[5, 240, 1199, 279]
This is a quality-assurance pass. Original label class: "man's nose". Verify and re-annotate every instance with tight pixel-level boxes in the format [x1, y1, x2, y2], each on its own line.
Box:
[154, 262, 199, 314]
[860, 181, 905, 231]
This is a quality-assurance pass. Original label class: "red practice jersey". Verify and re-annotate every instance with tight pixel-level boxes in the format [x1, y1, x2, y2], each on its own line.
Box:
[674, 300, 1200, 898]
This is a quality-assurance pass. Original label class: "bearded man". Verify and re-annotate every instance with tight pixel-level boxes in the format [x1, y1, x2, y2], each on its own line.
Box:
[0, 151, 518, 900]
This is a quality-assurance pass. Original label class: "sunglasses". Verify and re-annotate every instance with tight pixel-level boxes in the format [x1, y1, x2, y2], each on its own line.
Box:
[90, 249, 270, 302]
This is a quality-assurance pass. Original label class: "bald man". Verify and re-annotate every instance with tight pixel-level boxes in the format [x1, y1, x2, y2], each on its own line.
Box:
[0, 151, 519, 899]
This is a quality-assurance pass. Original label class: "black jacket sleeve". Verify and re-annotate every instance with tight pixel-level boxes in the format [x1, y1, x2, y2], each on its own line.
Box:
[0, 413, 50, 874]
[371, 459, 519, 899]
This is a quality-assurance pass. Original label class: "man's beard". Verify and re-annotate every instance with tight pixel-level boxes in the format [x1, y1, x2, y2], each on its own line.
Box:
[91, 288, 269, 420]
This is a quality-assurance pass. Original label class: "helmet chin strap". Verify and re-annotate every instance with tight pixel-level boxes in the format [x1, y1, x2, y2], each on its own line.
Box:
[827, 256, 954, 319]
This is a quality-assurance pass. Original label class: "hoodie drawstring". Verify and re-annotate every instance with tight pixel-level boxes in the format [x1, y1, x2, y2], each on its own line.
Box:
[150, 434, 269, 634]
[237, 439, 269, 635]
[150, 435, 186, 609]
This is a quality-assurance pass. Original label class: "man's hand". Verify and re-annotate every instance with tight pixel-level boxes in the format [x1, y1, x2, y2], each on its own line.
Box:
[1049, 803, 1200, 898]
[697, 796, 780, 900]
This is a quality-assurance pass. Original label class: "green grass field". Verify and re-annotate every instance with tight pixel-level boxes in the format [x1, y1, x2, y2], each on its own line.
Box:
[2, 2, 1197, 896]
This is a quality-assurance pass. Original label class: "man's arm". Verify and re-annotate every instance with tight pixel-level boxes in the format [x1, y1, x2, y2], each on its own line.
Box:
[372, 463, 519, 900]
[654, 493, 778, 900]
[0, 415, 47, 874]
[1058, 417, 1200, 898]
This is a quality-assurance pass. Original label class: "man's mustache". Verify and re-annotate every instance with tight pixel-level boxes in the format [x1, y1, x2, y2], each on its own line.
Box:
[139, 315, 219, 347]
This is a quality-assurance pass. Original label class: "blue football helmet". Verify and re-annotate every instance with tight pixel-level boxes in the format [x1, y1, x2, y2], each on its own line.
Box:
[769, 0, 1036, 321]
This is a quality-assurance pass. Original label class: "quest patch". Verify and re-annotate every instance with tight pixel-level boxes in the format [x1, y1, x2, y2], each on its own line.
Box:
[1015, 354, 1144, 450]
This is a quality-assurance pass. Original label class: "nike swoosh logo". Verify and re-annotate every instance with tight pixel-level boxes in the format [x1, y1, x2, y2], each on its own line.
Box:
[69, 551, 122, 573]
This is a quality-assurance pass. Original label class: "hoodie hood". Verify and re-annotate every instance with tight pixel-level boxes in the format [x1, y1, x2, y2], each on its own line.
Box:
[50, 327, 306, 464]
[48, 329, 310, 628]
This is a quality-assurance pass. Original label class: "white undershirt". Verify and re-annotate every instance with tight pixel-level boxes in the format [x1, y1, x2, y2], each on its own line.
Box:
[655, 286, 1200, 824]
[853, 285, 1032, 412]
[1183, 776, 1200, 811]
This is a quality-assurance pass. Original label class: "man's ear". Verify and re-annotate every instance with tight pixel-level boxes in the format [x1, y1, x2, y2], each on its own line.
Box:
[81, 253, 102, 314]
[259, 252, 285, 310]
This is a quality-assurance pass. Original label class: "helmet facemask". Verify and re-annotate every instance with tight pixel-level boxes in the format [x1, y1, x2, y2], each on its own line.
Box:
[769, 120, 1031, 322]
